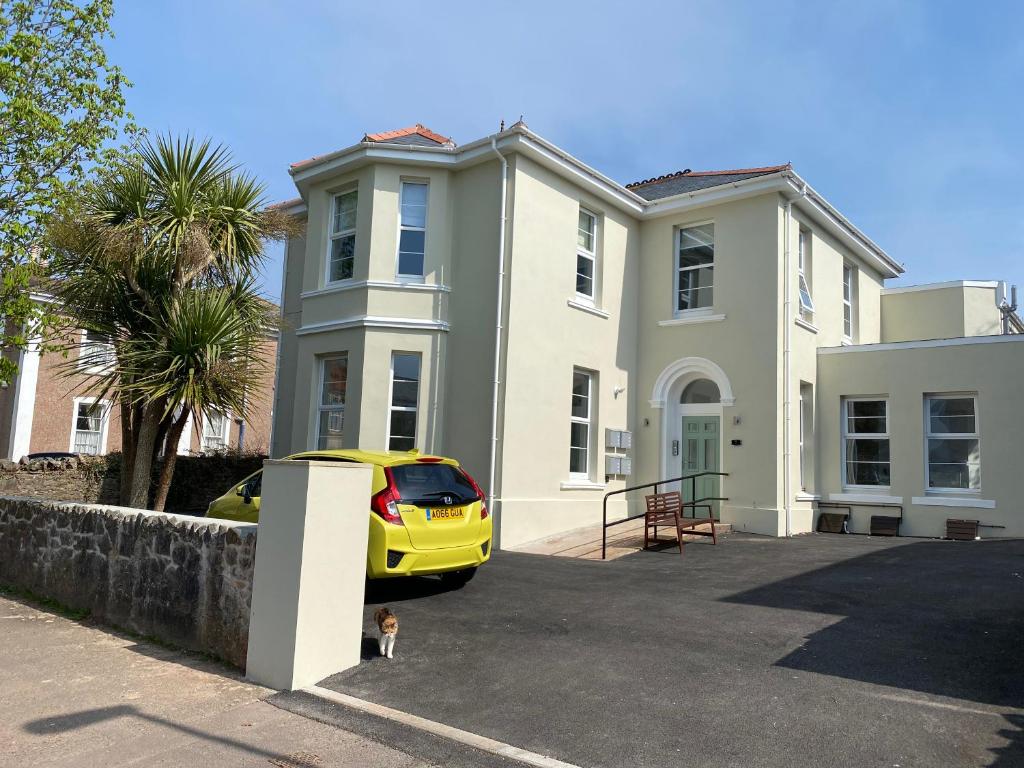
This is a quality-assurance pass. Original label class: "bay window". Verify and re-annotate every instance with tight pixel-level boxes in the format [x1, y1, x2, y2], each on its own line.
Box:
[328, 189, 357, 282]
[398, 181, 428, 278]
[387, 353, 421, 451]
[317, 355, 348, 449]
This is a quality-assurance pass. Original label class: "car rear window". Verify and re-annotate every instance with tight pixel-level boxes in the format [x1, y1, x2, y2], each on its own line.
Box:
[391, 464, 479, 505]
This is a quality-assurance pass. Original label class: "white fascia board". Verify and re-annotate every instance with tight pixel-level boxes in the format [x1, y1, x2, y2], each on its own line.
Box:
[818, 333, 1024, 355]
[881, 280, 1000, 295]
[641, 175, 791, 219]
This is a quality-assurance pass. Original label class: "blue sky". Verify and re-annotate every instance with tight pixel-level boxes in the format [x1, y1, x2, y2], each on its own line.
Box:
[108, 0, 1024, 302]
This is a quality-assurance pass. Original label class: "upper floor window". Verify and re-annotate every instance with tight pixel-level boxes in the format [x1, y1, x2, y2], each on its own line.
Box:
[79, 329, 115, 373]
[328, 189, 358, 283]
[676, 223, 714, 313]
[317, 354, 348, 449]
[398, 181, 428, 279]
[202, 411, 230, 452]
[387, 352, 421, 451]
[842, 264, 856, 341]
[798, 229, 815, 318]
[925, 394, 980, 491]
[576, 209, 597, 301]
[71, 398, 108, 455]
[569, 369, 593, 478]
[841, 397, 889, 488]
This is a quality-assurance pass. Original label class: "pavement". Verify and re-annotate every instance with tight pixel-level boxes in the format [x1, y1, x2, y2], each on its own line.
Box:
[0, 591, 511, 768]
[312, 533, 1024, 768]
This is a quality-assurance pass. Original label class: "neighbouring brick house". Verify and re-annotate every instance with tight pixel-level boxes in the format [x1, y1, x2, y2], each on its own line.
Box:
[0, 300, 278, 461]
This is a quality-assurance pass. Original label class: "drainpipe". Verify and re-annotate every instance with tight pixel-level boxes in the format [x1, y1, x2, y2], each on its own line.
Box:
[487, 136, 508, 528]
[783, 200, 793, 538]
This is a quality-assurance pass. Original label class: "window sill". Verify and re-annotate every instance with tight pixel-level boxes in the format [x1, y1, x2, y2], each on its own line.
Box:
[829, 491, 904, 504]
[794, 317, 819, 334]
[911, 495, 995, 509]
[567, 299, 610, 319]
[301, 280, 450, 299]
[658, 312, 726, 327]
[841, 338, 854, 346]
[560, 480, 607, 491]
[795, 492, 821, 502]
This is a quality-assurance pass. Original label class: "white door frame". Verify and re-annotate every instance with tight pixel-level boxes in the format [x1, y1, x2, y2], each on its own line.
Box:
[649, 357, 735, 491]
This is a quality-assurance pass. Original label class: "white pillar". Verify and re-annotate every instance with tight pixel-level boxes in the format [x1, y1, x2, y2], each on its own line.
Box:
[246, 459, 372, 690]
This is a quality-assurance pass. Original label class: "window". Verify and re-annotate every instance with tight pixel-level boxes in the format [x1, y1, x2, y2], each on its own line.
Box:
[925, 395, 980, 491]
[201, 411, 229, 452]
[71, 399, 107, 455]
[569, 370, 592, 477]
[676, 223, 714, 313]
[841, 398, 890, 487]
[798, 230, 815, 318]
[79, 329, 115, 373]
[576, 209, 597, 300]
[397, 181, 428, 278]
[328, 189, 358, 282]
[842, 264, 856, 341]
[316, 355, 348, 449]
[387, 353, 421, 451]
[799, 382, 813, 491]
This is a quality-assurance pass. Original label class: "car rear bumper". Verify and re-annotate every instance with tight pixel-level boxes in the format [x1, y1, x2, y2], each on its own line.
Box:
[367, 520, 493, 579]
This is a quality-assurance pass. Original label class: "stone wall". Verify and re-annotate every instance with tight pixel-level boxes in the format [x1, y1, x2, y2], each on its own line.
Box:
[0, 453, 265, 515]
[0, 496, 256, 667]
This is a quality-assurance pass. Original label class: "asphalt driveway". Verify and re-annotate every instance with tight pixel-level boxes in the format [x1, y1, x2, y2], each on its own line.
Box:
[313, 533, 1024, 767]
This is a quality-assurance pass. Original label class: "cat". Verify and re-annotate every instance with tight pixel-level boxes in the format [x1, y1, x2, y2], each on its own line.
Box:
[374, 607, 398, 659]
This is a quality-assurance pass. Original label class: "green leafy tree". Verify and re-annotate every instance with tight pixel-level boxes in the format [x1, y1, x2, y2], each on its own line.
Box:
[47, 135, 292, 510]
[0, 0, 130, 384]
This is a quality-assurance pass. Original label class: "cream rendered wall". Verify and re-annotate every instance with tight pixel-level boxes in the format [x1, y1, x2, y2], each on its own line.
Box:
[636, 194, 783, 535]
[816, 337, 1024, 537]
[301, 167, 375, 293]
[962, 286, 1002, 337]
[441, 159, 502, 488]
[272, 231, 307, 457]
[880, 285, 1001, 343]
[786, 209, 889, 532]
[495, 155, 639, 548]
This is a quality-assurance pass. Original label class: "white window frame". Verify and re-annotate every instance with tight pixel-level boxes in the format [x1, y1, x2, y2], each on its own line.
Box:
[326, 187, 358, 285]
[201, 410, 231, 452]
[840, 397, 890, 490]
[386, 352, 421, 452]
[315, 354, 348, 450]
[575, 208, 598, 303]
[924, 393, 981, 494]
[69, 397, 110, 455]
[569, 369, 593, 479]
[798, 229, 815, 318]
[396, 180, 428, 281]
[78, 329, 115, 374]
[842, 263, 856, 342]
[674, 221, 715, 317]
[799, 389, 806, 491]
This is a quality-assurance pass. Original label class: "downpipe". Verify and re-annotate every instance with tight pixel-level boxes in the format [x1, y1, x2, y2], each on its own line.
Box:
[487, 136, 508, 537]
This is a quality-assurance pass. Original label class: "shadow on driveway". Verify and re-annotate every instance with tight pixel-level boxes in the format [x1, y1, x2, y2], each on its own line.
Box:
[320, 534, 1024, 768]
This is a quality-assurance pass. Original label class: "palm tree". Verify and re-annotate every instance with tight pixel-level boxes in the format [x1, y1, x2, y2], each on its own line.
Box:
[46, 135, 290, 510]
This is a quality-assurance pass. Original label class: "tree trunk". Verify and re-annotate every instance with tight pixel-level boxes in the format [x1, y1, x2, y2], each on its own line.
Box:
[127, 400, 163, 509]
[152, 408, 191, 512]
[118, 395, 137, 506]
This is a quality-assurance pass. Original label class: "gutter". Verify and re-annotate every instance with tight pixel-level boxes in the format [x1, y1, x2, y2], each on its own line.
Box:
[487, 137, 509, 535]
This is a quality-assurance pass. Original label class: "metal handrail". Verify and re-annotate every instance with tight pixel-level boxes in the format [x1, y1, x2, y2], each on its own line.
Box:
[601, 471, 729, 559]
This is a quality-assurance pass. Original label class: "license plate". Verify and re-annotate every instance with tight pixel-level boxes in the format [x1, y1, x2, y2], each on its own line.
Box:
[425, 507, 465, 521]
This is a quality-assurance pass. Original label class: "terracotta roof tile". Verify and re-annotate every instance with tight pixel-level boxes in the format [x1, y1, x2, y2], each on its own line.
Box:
[363, 124, 454, 146]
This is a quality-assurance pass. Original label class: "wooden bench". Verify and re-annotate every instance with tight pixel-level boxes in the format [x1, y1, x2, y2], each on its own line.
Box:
[644, 491, 718, 555]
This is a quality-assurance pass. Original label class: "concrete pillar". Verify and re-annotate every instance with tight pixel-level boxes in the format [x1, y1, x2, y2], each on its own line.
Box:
[246, 459, 372, 690]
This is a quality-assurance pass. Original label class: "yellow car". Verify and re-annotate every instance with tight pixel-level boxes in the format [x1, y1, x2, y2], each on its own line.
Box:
[206, 449, 492, 584]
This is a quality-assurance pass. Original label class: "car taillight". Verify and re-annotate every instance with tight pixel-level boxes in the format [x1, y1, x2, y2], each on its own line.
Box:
[370, 467, 405, 526]
[459, 469, 489, 520]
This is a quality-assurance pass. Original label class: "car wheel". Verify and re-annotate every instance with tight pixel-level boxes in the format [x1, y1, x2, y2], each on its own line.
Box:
[440, 567, 477, 588]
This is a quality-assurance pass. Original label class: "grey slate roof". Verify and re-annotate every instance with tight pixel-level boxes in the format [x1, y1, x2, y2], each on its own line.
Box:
[380, 133, 448, 147]
[627, 165, 791, 201]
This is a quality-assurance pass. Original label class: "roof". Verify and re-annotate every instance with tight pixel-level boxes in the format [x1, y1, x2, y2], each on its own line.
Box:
[290, 124, 455, 170]
[363, 124, 454, 147]
[626, 165, 791, 201]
